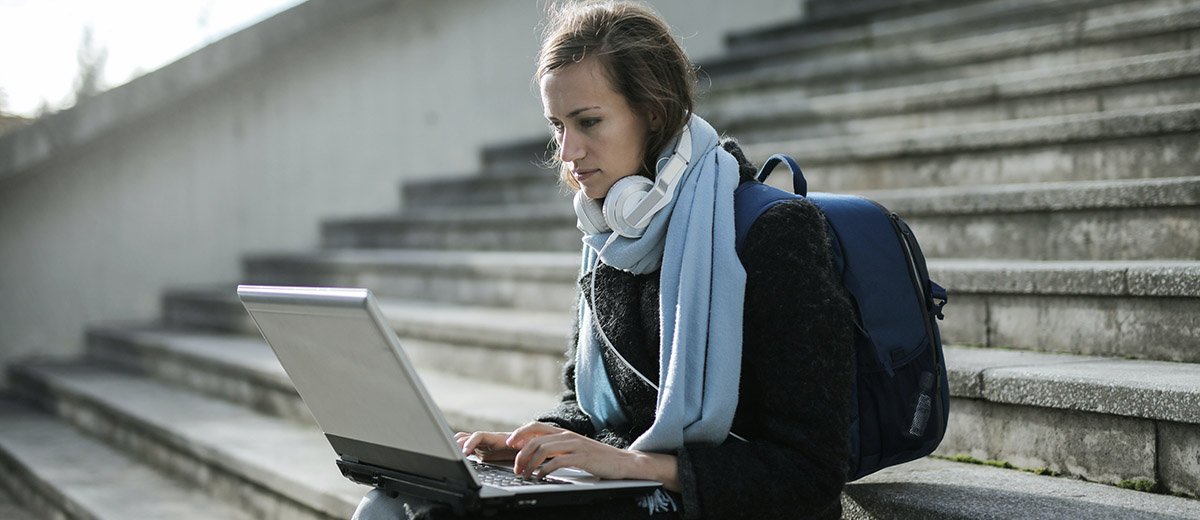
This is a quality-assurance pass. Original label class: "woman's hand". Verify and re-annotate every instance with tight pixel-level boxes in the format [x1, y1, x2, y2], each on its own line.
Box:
[455, 430, 519, 462]
[507, 422, 680, 491]
[455, 422, 567, 462]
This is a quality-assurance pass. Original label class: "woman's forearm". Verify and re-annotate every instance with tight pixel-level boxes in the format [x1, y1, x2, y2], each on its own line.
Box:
[631, 451, 681, 492]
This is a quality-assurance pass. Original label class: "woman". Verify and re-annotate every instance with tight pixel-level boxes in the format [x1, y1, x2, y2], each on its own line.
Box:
[354, 2, 855, 518]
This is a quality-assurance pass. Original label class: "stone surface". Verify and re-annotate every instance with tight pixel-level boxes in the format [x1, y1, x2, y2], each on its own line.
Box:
[10, 363, 370, 520]
[242, 250, 580, 313]
[983, 359, 1200, 424]
[844, 457, 1200, 519]
[0, 486, 38, 520]
[1161, 421, 1200, 498]
[935, 399, 1156, 486]
[940, 292, 1200, 362]
[82, 325, 558, 428]
[0, 398, 256, 520]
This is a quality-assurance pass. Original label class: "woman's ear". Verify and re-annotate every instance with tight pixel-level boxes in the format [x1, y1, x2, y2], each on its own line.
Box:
[647, 111, 661, 132]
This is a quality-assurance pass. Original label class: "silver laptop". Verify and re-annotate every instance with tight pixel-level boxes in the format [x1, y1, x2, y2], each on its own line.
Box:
[236, 285, 661, 514]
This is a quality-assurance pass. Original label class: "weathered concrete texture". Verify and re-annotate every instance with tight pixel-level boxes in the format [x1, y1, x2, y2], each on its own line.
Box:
[745, 103, 1200, 166]
[1161, 422, 1200, 498]
[875, 175, 1200, 216]
[242, 250, 580, 313]
[0, 398, 256, 520]
[789, 134, 1200, 192]
[935, 398, 1156, 485]
[718, 0, 1198, 91]
[323, 204, 581, 252]
[938, 292, 1200, 362]
[376, 299, 571, 355]
[908, 207, 1200, 261]
[984, 360, 1200, 424]
[843, 457, 1200, 519]
[710, 48, 1200, 136]
[161, 287, 258, 334]
[0, 487, 36, 520]
[9, 363, 365, 520]
[402, 337, 565, 395]
[85, 326, 315, 425]
[81, 324, 558, 428]
[943, 346, 1086, 400]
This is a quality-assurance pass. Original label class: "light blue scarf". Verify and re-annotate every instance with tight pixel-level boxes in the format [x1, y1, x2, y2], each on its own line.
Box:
[575, 114, 746, 453]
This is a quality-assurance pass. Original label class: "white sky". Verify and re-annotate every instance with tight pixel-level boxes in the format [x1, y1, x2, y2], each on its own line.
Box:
[0, 0, 306, 117]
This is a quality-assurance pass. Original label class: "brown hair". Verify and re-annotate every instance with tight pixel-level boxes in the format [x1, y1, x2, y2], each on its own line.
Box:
[536, 1, 697, 191]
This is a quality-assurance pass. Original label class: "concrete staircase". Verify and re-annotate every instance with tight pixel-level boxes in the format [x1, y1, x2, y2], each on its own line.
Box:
[2, 0, 1199, 518]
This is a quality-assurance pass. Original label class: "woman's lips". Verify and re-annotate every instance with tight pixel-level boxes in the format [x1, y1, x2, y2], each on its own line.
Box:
[573, 169, 599, 183]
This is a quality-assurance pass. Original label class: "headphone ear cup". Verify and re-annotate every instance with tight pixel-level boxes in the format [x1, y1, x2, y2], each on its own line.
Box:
[604, 175, 655, 238]
[573, 190, 610, 235]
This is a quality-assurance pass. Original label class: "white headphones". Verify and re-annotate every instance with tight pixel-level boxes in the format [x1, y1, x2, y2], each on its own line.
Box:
[573, 124, 692, 238]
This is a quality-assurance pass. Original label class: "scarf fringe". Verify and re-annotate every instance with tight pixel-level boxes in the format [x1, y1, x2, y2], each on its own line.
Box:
[638, 489, 680, 515]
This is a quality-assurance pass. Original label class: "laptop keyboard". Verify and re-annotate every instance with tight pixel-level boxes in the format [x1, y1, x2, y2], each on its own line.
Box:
[470, 460, 570, 487]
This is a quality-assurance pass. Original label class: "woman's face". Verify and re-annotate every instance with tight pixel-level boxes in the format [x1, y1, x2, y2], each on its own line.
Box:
[540, 57, 651, 200]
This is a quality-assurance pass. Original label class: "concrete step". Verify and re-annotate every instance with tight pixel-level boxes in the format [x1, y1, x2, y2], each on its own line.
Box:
[479, 139, 555, 179]
[85, 325, 561, 429]
[399, 166, 567, 210]
[6, 362, 555, 520]
[8, 362, 365, 520]
[876, 177, 1200, 261]
[740, 103, 1200, 191]
[242, 249, 1200, 360]
[936, 258, 1200, 362]
[324, 177, 1200, 260]
[709, 49, 1200, 142]
[394, 102, 1199, 210]
[321, 202, 579, 251]
[156, 291, 574, 393]
[844, 457, 1200, 519]
[74, 318, 1200, 497]
[727, 0, 1108, 56]
[0, 397, 255, 520]
[941, 345, 1200, 496]
[706, 0, 1199, 95]
[0, 486, 36, 520]
[240, 249, 579, 313]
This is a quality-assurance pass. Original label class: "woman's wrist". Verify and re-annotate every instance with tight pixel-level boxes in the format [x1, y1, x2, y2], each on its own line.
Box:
[629, 450, 681, 492]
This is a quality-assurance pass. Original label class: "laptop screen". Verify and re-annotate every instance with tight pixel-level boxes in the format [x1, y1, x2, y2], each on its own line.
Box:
[238, 286, 462, 462]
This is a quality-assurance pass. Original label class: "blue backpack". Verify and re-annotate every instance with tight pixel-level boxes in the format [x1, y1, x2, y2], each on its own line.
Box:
[733, 154, 950, 481]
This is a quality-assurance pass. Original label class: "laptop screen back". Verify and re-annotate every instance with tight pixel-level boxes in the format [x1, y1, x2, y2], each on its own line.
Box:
[238, 286, 461, 462]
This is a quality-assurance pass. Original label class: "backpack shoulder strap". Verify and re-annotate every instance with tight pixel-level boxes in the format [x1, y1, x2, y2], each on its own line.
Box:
[733, 181, 801, 254]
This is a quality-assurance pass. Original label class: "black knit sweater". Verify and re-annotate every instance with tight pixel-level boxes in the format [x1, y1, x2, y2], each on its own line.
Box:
[536, 140, 857, 519]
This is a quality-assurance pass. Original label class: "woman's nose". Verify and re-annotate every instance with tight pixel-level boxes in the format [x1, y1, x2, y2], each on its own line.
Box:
[559, 131, 584, 163]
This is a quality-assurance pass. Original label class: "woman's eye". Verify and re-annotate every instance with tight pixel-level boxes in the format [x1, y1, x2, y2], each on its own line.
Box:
[580, 118, 600, 129]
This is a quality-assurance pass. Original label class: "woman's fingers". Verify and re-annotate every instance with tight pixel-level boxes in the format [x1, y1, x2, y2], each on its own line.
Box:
[507, 421, 564, 447]
[459, 431, 513, 458]
[514, 434, 575, 478]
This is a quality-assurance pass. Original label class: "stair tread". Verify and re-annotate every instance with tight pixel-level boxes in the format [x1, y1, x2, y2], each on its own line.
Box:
[332, 176, 1200, 223]
[715, 1, 1199, 88]
[847, 457, 1200, 518]
[88, 326, 562, 421]
[15, 362, 364, 517]
[91, 319, 1200, 426]
[0, 398, 256, 520]
[244, 250, 1200, 297]
[11, 362, 554, 517]
[0, 488, 36, 520]
[742, 102, 1200, 163]
[929, 258, 1200, 297]
[713, 48, 1200, 125]
[944, 345, 1200, 424]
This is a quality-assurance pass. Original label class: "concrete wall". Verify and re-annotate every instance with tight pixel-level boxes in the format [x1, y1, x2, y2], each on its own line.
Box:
[0, 0, 803, 386]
